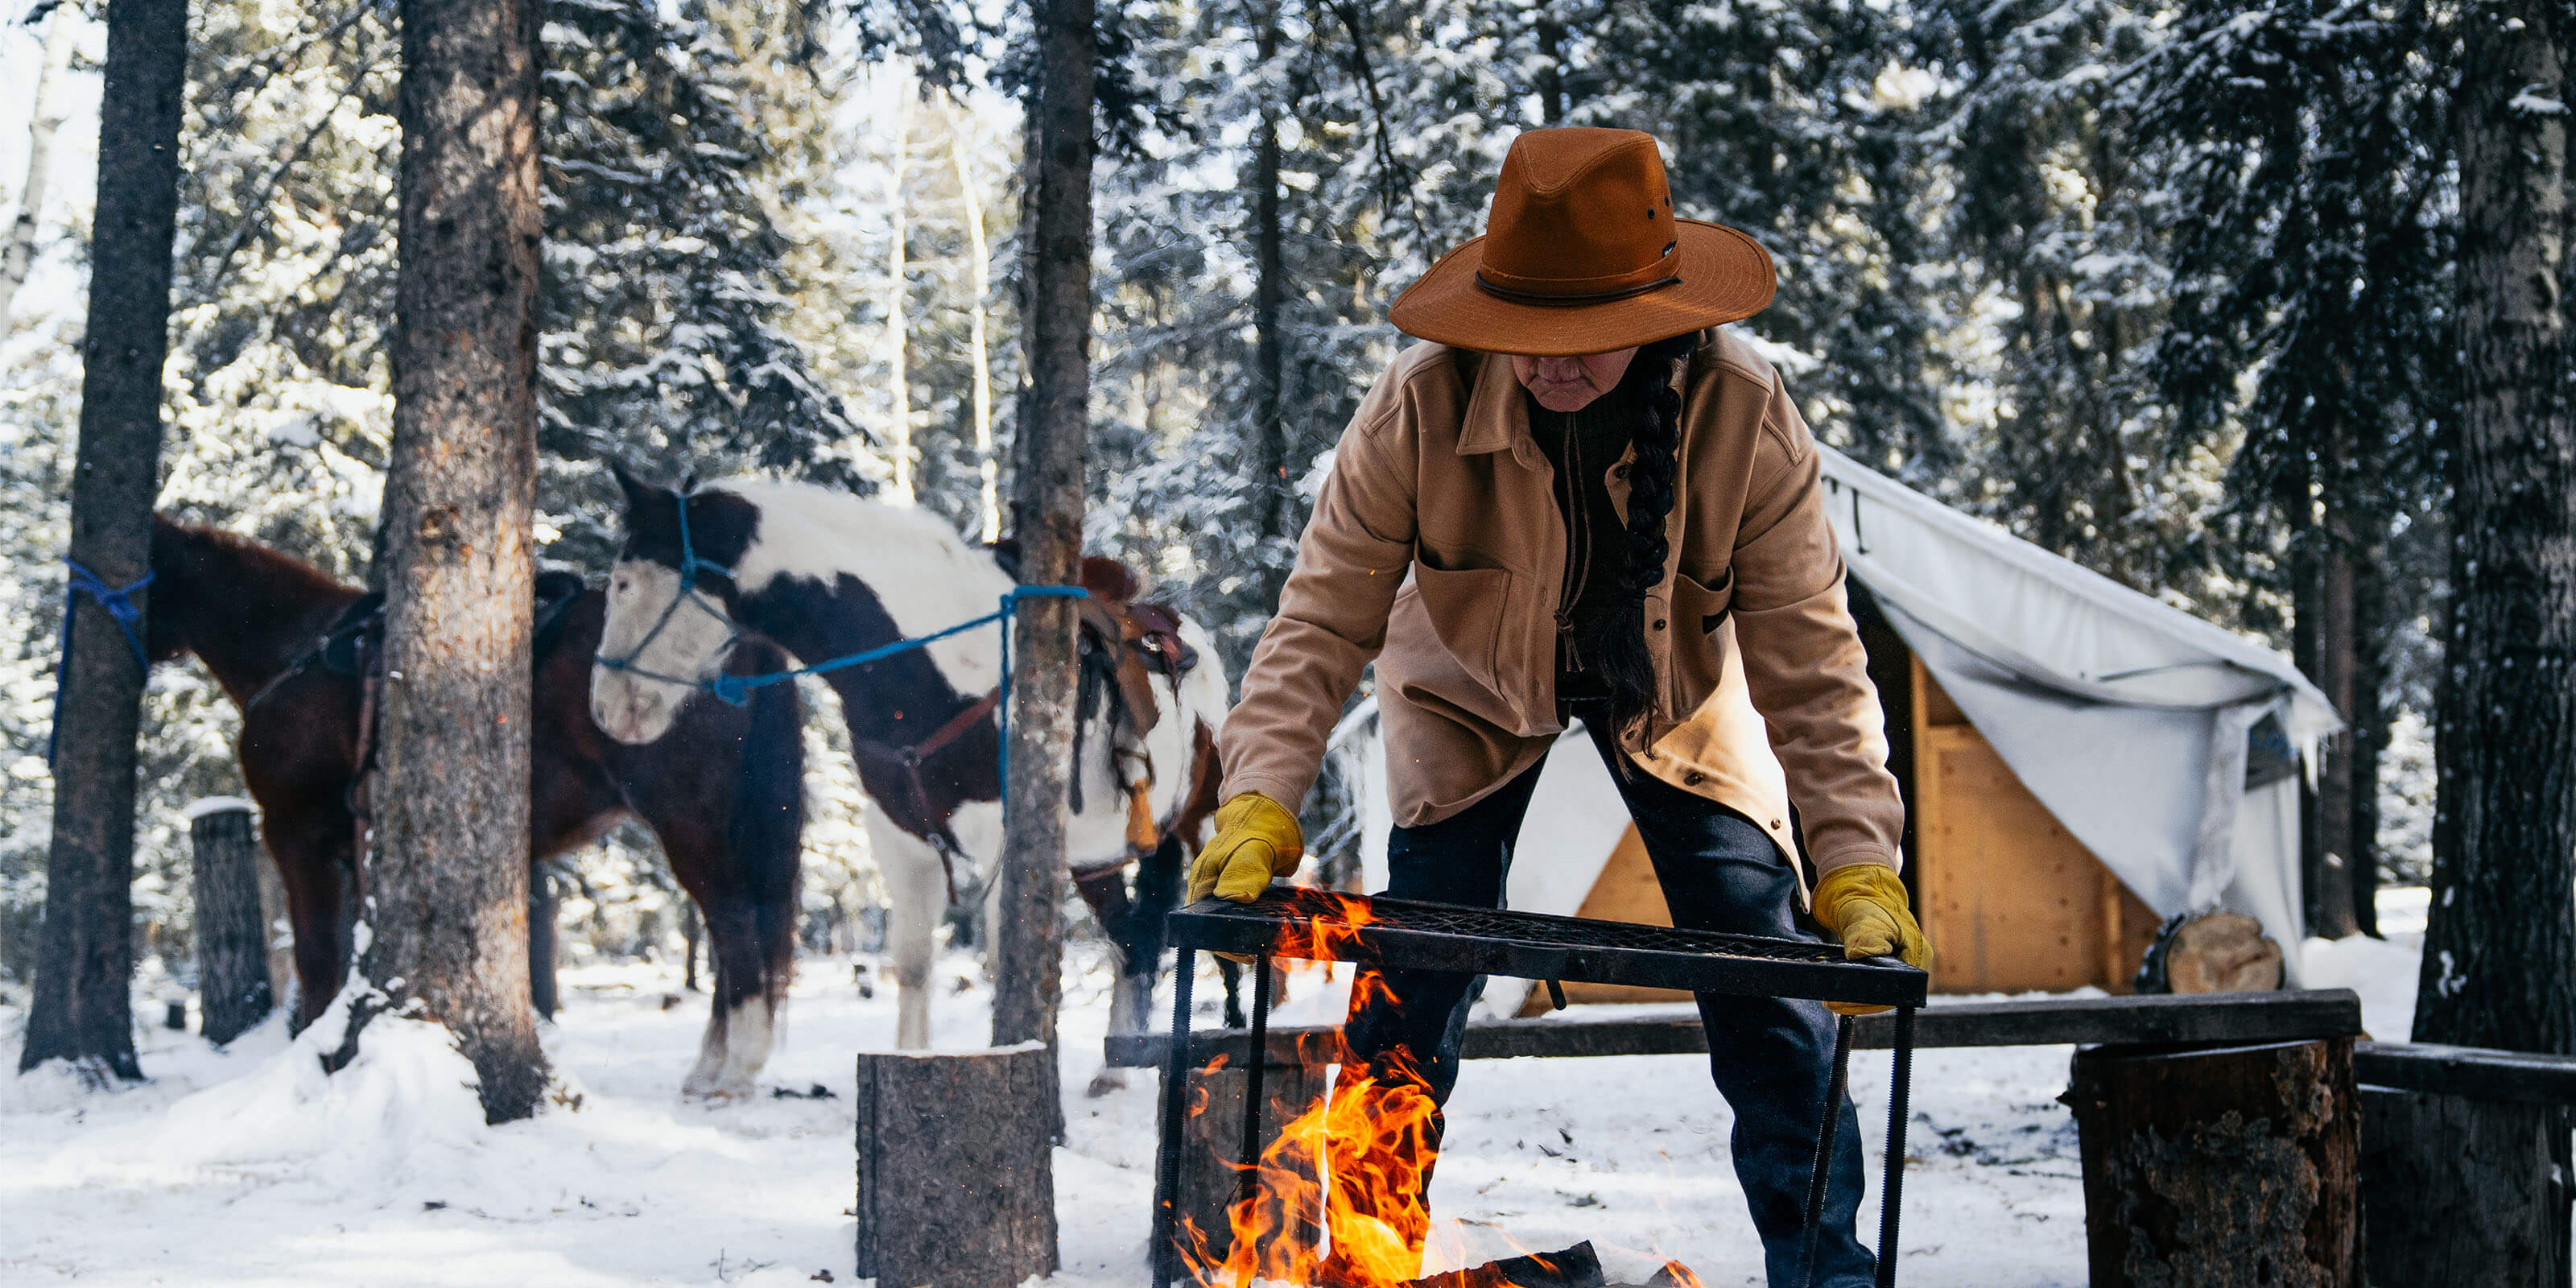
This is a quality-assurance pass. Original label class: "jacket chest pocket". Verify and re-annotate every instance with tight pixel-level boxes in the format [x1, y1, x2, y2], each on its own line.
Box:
[1667, 566, 1736, 710]
[1407, 560, 1515, 691]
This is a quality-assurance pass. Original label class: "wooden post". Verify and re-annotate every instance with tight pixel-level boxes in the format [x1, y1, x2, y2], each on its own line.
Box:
[853, 1044, 1059, 1286]
[2361, 1090, 2571, 1287]
[254, 833, 293, 1010]
[528, 865, 559, 1020]
[2067, 1038, 2360, 1286]
[187, 801, 274, 1044]
[1169, 1060, 1325, 1268]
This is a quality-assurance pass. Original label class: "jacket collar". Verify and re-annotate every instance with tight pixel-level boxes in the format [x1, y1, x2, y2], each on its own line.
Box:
[1456, 350, 1527, 458]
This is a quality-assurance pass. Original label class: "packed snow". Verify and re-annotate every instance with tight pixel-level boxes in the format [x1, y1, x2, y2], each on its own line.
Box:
[2, 898, 2429, 1288]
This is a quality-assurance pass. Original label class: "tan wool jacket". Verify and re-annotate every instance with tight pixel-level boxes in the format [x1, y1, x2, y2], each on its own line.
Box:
[1220, 328, 1906, 875]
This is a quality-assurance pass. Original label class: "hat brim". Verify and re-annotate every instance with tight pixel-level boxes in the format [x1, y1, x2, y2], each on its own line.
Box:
[1387, 220, 1777, 357]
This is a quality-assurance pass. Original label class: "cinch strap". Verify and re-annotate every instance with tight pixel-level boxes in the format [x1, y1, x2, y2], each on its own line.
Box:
[50, 558, 156, 764]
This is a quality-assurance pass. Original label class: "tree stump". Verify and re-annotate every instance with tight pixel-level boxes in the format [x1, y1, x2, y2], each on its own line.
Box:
[187, 801, 274, 1045]
[1168, 1059, 1326, 1269]
[2361, 1088, 2571, 1286]
[2067, 1038, 2359, 1286]
[854, 1043, 1058, 1287]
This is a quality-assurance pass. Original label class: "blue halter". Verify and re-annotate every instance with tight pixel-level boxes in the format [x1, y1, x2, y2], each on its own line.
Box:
[593, 491, 744, 690]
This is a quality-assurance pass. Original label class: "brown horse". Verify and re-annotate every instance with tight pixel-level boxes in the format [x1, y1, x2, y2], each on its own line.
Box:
[145, 517, 806, 1098]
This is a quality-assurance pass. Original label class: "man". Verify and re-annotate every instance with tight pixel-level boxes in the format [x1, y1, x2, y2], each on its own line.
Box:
[1190, 127, 1930, 1287]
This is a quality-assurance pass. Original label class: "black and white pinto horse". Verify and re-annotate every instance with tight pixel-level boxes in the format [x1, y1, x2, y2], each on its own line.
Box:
[588, 469, 1232, 1053]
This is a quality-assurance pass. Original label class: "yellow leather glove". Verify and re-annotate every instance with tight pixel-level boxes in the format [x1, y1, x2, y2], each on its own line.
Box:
[1187, 792, 1304, 903]
[1810, 863, 1932, 1017]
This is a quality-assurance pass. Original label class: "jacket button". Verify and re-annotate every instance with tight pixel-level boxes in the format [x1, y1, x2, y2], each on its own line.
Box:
[1612, 464, 1629, 479]
[1653, 619, 1666, 631]
[1683, 771, 1704, 786]
[1769, 819, 1785, 830]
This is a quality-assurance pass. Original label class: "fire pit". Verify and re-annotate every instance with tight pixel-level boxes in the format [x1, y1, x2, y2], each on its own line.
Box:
[1149, 889, 1928, 1288]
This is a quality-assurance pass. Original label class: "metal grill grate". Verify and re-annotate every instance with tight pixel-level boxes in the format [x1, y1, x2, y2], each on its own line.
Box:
[1167, 888, 1926, 1009]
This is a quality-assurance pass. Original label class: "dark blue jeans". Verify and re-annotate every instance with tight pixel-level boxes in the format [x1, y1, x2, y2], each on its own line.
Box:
[1340, 721, 1876, 1288]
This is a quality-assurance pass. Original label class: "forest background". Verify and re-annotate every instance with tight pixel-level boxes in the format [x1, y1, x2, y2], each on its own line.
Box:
[0, 0, 2466, 985]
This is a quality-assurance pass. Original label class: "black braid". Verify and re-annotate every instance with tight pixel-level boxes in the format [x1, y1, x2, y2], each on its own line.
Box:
[1579, 332, 1700, 736]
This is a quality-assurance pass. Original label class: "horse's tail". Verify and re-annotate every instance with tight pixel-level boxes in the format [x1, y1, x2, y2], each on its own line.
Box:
[727, 642, 807, 1009]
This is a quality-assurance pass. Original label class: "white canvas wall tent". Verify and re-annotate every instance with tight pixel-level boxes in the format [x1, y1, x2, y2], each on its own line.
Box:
[1338, 442, 2339, 1013]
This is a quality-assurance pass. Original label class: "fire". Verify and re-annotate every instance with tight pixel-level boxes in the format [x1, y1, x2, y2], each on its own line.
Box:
[1182, 892, 1465, 1287]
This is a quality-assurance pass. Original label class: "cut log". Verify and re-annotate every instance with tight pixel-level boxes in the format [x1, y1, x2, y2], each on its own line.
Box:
[2073, 1038, 2360, 1280]
[1407, 1241, 1604, 1288]
[2360, 1087, 2571, 1287]
[1168, 1059, 1325, 1269]
[853, 1044, 1057, 1287]
[2165, 912, 2283, 994]
[187, 802, 274, 1044]
[2067, 1038, 2359, 1286]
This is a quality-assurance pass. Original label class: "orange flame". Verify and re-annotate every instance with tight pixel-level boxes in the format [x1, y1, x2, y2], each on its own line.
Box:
[1179, 894, 1476, 1286]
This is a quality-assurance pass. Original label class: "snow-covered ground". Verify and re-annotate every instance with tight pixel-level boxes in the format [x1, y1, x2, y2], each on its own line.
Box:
[1, 896, 2429, 1288]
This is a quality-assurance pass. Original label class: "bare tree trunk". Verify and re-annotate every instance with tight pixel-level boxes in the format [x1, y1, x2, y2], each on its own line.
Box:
[2418, 0, 2575, 1055]
[2313, 530, 2360, 940]
[993, 0, 1092, 1063]
[886, 74, 914, 506]
[951, 98, 1000, 543]
[527, 864, 557, 1020]
[0, 2, 80, 328]
[351, 0, 548, 1123]
[2349, 539, 2390, 938]
[19, 0, 189, 1084]
[189, 802, 275, 1044]
[1248, 2, 1291, 618]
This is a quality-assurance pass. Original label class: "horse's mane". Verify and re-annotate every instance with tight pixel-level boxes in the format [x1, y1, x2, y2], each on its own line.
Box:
[706, 477, 1013, 596]
[161, 518, 357, 605]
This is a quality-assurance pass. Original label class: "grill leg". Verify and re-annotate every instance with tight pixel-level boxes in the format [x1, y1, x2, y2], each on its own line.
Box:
[1876, 1005, 1917, 1288]
[1152, 946, 1199, 1288]
[1801, 1012, 1856, 1287]
[1236, 952, 1275, 1217]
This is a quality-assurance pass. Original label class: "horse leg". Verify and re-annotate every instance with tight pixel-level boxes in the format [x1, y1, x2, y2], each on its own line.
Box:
[261, 817, 351, 1033]
[684, 892, 774, 1100]
[868, 809, 945, 1051]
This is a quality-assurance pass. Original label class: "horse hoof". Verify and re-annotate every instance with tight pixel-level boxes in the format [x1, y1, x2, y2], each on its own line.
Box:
[1084, 1069, 1128, 1098]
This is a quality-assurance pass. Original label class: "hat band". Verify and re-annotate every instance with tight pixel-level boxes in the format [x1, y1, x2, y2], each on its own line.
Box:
[1474, 270, 1683, 308]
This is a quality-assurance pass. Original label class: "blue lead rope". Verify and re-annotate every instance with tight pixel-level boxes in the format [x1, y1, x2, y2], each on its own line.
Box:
[49, 559, 155, 764]
[595, 489, 1090, 810]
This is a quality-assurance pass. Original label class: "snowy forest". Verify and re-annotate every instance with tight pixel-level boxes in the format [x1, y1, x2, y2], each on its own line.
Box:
[2, 0, 2570, 1283]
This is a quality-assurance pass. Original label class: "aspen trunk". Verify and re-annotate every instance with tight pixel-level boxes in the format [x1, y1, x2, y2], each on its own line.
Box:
[885, 76, 914, 506]
[189, 803, 275, 1045]
[950, 98, 999, 543]
[1249, 1, 1289, 617]
[354, 0, 547, 1123]
[2419, 0, 2576, 1055]
[0, 2, 79, 327]
[19, 0, 190, 1084]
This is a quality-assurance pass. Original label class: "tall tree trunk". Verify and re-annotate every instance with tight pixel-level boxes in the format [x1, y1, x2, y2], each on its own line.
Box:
[0, 2, 80, 328]
[993, 0, 1092, 1060]
[353, 0, 547, 1122]
[1534, 14, 1567, 126]
[886, 75, 914, 506]
[950, 97, 999, 543]
[1250, 2, 1289, 617]
[2348, 540, 2390, 938]
[19, 0, 189, 1084]
[2314, 527, 2361, 940]
[2418, 0, 2574, 1055]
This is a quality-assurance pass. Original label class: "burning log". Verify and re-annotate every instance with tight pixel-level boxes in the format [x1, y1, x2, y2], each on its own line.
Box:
[1397, 1241, 1605, 1288]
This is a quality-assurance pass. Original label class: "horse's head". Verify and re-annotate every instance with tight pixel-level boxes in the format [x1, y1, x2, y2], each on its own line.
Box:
[591, 464, 754, 744]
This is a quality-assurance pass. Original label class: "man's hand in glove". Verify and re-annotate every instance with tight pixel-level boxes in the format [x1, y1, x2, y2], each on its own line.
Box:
[1187, 792, 1305, 903]
[1810, 863, 1932, 1016]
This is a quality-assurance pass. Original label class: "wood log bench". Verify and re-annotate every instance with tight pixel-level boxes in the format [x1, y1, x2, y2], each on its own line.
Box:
[1113, 988, 2366, 1283]
[2352, 1041, 2576, 1287]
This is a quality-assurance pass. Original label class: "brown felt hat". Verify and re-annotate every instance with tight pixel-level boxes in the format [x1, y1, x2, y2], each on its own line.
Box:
[1389, 128, 1776, 357]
